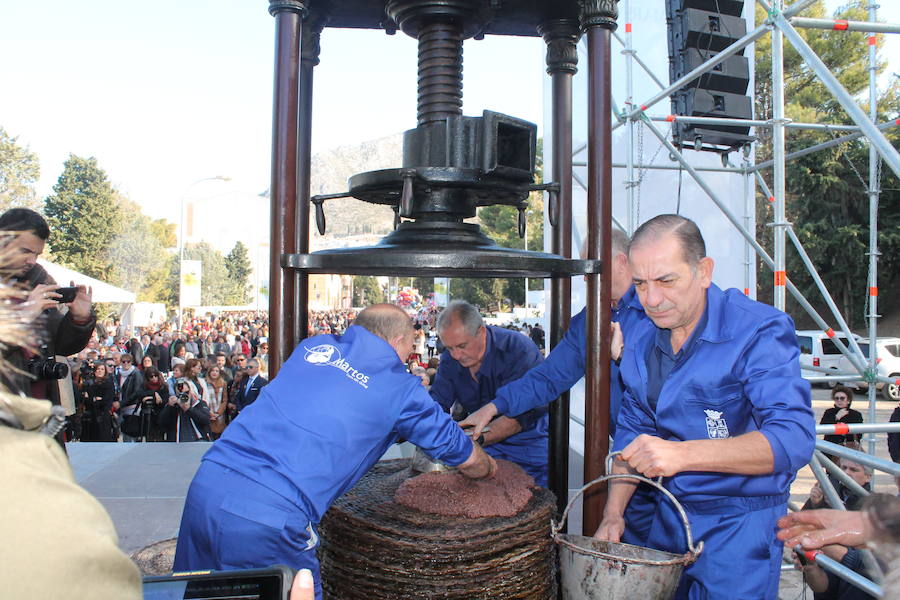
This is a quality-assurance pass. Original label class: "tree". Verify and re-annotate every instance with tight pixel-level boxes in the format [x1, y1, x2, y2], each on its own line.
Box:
[105, 197, 170, 301]
[225, 241, 252, 304]
[352, 275, 384, 306]
[0, 127, 41, 213]
[754, 1, 900, 327]
[44, 155, 122, 278]
[171, 241, 235, 306]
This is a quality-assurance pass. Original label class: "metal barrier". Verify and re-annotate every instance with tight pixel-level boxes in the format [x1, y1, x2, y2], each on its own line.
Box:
[791, 421, 900, 596]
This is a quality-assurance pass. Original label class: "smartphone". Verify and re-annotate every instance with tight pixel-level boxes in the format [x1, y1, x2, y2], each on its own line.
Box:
[55, 286, 79, 303]
[142, 566, 296, 600]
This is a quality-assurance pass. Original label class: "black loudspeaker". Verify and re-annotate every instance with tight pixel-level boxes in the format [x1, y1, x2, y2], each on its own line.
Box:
[665, 0, 754, 152]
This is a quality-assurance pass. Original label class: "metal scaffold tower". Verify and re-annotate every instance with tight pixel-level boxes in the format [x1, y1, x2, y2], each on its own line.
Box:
[564, 0, 898, 447]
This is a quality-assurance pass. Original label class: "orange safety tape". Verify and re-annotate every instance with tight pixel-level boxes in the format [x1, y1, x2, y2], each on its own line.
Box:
[774, 271, 786, 286]
[825, 328, 836, 338]
[834, 19, 849, 30]
[834, 422, 850, 435]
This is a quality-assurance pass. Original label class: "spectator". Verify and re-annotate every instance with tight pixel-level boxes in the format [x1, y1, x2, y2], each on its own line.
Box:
[231, 353, 247, 378]
[803, 454, 873, 512]
[235, 358, 267, 413]
[135, 367, 166, 442]
[117, 354, 145, 442]
[0, 208, 96, 439]
[205, 365, 228, 440]
[889, 399, 900, 464]
[83, 363, 117, 442]
[529, 322, 545, 350]
[257, 341, 270, 379]
[820, 385, 863, 446]
[172, 344, 187, 367]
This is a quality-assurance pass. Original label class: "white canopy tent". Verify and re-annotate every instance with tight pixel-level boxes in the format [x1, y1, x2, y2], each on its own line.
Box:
[37, 259, 136, 303]
[37, 259, 139, 334]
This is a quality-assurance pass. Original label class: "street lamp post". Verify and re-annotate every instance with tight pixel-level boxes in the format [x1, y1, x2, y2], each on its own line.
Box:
[178, 175, 230, 331]
[523, 209, 533, 312]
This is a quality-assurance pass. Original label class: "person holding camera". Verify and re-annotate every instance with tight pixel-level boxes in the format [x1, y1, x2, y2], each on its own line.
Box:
[0, 209, 95, 425]
[159, 358, 211, 442]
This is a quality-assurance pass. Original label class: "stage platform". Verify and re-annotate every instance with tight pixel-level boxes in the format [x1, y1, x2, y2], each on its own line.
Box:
[67, 442, 211, 554]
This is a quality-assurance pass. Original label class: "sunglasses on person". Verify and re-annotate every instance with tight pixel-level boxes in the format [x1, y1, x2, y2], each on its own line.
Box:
[236, 357, 246, 362]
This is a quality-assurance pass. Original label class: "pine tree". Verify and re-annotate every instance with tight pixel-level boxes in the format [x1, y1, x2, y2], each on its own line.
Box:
[225, 241, 252, 303]
[44, 155, 122, 278]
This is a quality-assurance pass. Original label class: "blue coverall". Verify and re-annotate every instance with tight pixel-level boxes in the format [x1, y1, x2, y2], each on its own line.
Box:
[491, 286, 656, 544]
[429, 325, 548, 485]
[614, 284, 815, 599]
[173, 325, 474, 600]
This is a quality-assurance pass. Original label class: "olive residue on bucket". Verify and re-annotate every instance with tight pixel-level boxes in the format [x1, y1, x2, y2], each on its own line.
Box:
[394, 459, 534, 518]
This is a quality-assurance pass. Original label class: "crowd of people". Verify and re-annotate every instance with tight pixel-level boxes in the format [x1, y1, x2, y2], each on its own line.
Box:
[64, 311, 335, 443]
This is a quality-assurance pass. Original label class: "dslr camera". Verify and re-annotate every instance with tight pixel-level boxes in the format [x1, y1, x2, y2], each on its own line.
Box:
[26, 345, 69, 381]
[175, 377, 191, 403]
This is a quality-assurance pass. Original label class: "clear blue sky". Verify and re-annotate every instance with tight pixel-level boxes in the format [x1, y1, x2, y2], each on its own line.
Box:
[0, 0, 896, 222]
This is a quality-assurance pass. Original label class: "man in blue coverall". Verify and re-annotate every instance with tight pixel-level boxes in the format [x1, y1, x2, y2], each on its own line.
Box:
[593, 214, 815, 599]
[429, 300, 548, 485]
[459, 227, 657, 544]
[172, 304, 497, 600]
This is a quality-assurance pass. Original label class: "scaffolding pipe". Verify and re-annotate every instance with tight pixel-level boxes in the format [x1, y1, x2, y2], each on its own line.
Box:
[750, 119, 899, 172]
[819, 440, 900, 477]
[814, 450, 871, 500]
[635, 115, 878, 367]
[785, 227, 870, 374]
[772, 0, 787, 311]
[624, 0, 636, 235]
[792, 16, 900, 34]
[649, 114, 866, 131]
[773, 12, 900, 178]
[795, 546, 883, 598]
[612, 31, 666, 90]
[816, 422, 900, 435]
[612, 23, 770, 133]
[866, 0, 881, 462]
[575, 161, 744, 173]
[810, 453, 845, 512]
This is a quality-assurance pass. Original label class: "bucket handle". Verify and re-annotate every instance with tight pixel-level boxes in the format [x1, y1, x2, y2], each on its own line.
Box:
[551, 451, 703, 558]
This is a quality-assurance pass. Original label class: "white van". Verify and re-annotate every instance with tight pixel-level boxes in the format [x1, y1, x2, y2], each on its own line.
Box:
[834, 337, 900, 401]
[795, 329, 860, 386]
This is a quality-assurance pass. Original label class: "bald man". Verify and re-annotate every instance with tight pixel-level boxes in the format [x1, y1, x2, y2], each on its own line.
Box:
[173, 304, 496, 600]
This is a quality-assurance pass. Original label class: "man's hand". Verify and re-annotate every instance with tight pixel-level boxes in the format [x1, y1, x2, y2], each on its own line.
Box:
[456, 443, 498, 480]
[776, 509, 870, 550]
[458, 402, 498, 440]
[168, 396, 178, 406]
[620, 434, 686, 478]
[480, 416, 522, 446]
[290, 569, 314, 600]
[593, 515, 625, 543]
[610, 321, 624, 362]
[67, 282, 93, 323]
[19, 283, 60, 321]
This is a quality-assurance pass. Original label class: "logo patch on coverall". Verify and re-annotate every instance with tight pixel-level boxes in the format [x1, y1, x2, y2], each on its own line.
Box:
[704, 409, 730, 439]
[303, 344, 370, 388]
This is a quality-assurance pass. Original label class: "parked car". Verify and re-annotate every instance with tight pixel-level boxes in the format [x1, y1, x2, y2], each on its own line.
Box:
[796, 329, 861, 387]
[833, 337, 900, 401]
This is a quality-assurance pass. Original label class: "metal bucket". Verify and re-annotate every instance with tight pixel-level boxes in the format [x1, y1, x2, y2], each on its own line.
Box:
[552, 452, 704, 600]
